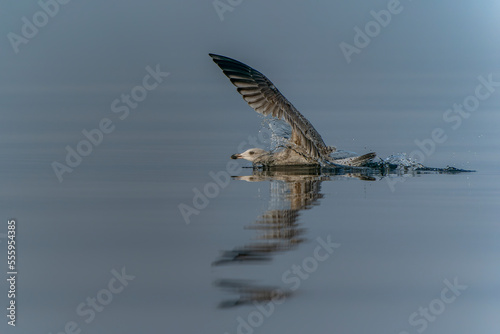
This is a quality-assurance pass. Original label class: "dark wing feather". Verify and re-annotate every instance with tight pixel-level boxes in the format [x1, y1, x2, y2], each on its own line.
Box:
[209, 54, 330, 160]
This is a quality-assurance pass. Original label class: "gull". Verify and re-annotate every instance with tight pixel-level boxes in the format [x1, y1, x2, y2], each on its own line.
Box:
[209, 54, 376, 167]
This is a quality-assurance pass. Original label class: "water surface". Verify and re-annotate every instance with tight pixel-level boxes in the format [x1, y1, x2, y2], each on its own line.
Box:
[1, 80, 499, 333]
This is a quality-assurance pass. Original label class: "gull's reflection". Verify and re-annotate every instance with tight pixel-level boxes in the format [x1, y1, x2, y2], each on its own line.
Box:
[215, 279, 292, 309]
[214, 168, 375, 308]
[214, 164, 474, 308]
[213, 170, 329, 266]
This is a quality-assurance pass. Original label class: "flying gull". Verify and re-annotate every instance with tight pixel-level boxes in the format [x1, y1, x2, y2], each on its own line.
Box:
[209, 54, 375, 167]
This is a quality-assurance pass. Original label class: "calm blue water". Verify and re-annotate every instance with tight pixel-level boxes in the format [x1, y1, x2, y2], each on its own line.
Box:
[1, 72, 499, 334]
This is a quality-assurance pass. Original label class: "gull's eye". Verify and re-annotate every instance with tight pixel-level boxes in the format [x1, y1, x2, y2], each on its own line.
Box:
[249, 151, 254, 155]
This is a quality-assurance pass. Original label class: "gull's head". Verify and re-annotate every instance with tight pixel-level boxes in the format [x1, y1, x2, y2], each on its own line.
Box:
[230, 148, 269, 163]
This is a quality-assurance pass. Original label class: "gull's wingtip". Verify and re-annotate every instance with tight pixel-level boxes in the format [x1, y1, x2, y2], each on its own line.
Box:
[209, 54, 238, 63]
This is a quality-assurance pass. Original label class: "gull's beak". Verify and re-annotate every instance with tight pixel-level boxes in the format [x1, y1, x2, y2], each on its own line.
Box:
[231, 153, 242, 159]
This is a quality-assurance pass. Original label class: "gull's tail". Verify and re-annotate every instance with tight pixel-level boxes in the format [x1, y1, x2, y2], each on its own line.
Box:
[332, 152, 376, 167]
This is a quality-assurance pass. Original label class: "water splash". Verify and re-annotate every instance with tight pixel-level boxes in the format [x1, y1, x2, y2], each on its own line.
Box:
[254, 119, 472, 173]
[381, 153, 424, 168]
[260, 116, 291, 152]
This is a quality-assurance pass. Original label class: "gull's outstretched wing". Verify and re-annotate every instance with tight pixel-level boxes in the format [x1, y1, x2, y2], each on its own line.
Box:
[209, 54, 331, 160]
